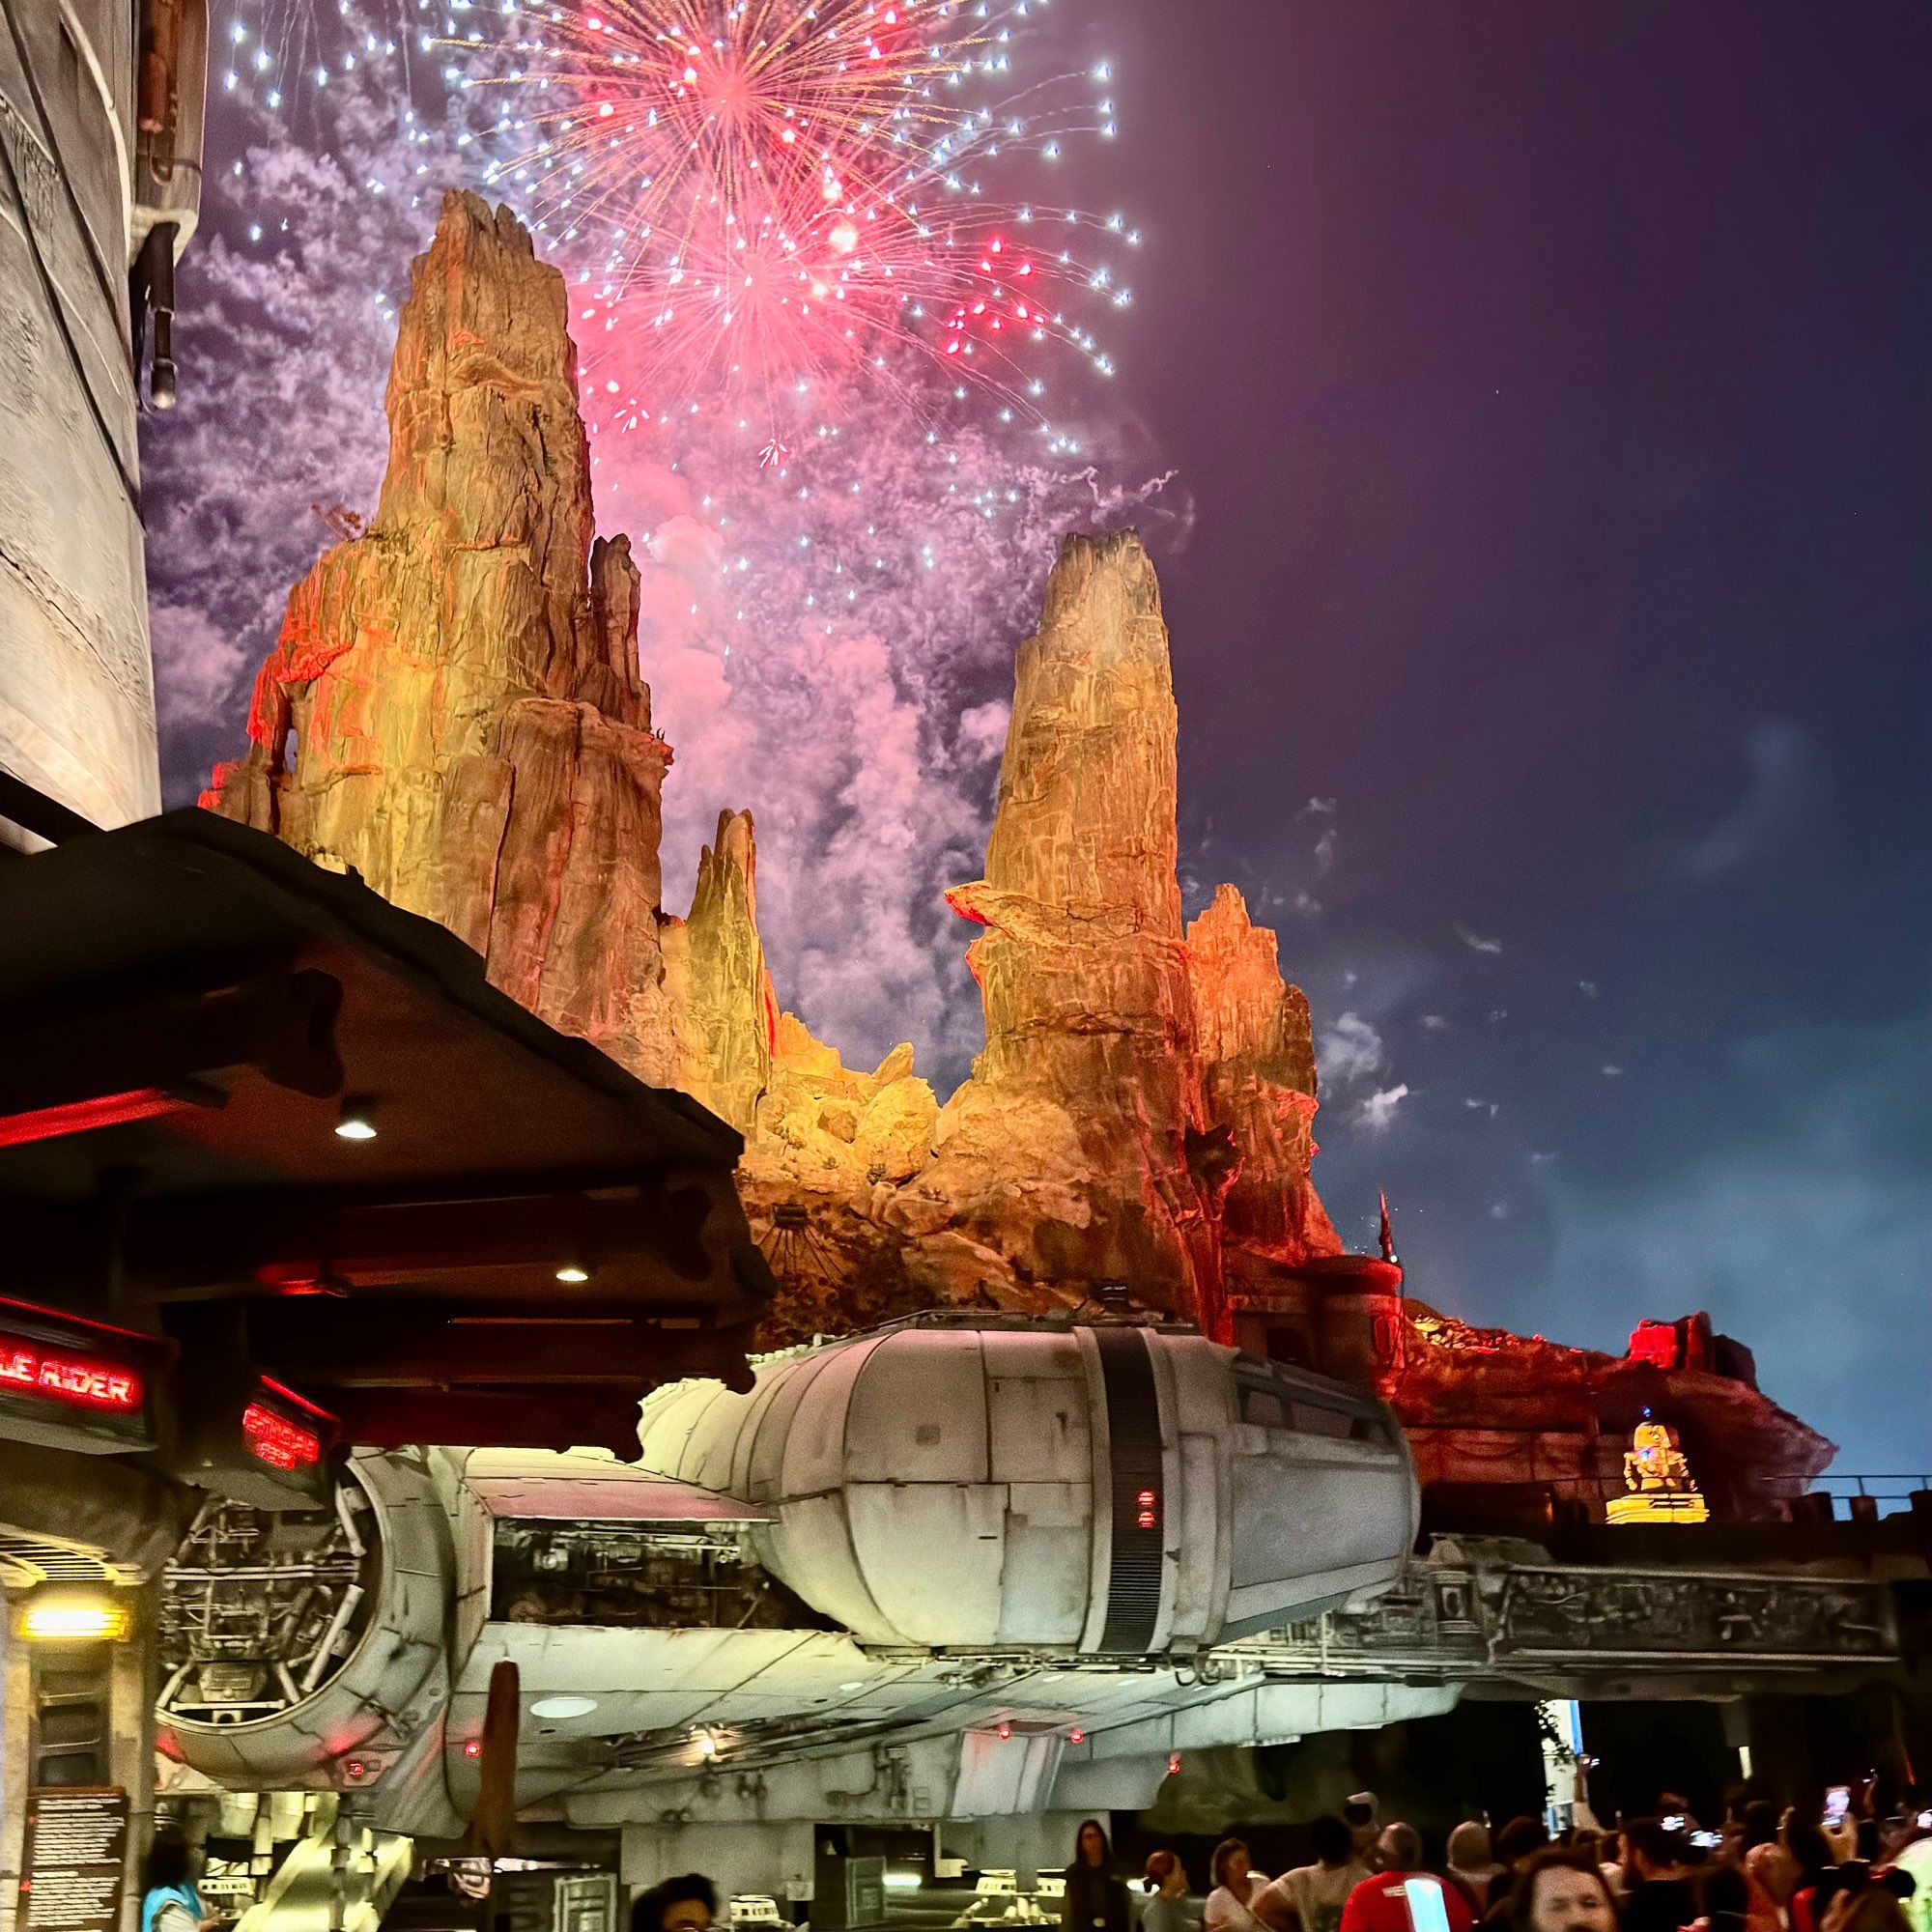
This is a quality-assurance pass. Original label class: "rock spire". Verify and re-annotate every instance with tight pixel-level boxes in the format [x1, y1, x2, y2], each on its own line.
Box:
[198, 201, 1350, 1324]
[204, 192, 678, 1083]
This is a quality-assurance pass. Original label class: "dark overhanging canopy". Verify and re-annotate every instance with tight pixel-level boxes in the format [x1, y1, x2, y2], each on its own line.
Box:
[0, 797, 774, 1460]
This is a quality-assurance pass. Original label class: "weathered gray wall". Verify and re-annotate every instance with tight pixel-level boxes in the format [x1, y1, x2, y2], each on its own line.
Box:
[0, 0, 157, 833]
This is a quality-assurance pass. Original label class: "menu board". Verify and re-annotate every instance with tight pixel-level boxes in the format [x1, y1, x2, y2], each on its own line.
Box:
[17, 1788, 129, 1932]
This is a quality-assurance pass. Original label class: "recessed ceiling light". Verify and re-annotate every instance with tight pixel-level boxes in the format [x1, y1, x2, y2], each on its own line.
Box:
[554, 1264, 590, 1284]
[529, 1694, 598, 1719]
[334, 1096, 378, 1141]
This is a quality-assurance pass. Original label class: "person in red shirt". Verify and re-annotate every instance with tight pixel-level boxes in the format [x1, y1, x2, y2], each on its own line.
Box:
[1341, 1828, 1476, 1932]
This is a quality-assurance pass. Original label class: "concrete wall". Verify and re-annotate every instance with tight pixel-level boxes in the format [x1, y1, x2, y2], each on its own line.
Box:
[0, 1613, 24, 1932]
[0, 0, 158, 834]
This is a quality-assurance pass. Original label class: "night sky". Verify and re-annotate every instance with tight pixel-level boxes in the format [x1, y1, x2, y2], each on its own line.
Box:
[1099, 0, 1930, 1471]
[153, 2, 1929, 1472]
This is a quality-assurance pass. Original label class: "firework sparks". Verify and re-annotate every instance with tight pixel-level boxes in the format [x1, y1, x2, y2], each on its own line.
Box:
[156, 0, 1180, 1083]
[475, 0, 1134, 437]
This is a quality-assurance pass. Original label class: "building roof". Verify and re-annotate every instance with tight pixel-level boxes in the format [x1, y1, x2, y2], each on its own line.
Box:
[0, 805, 772, 1454]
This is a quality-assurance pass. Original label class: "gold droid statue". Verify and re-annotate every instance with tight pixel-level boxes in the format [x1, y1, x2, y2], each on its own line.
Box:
[1606, 1417, 1710, 1523]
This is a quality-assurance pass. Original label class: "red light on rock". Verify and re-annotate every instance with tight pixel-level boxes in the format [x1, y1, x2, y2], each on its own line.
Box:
[1068, 1729, 1085, 1744]
[997, 1723, 1011, 1741]
[464, 1740, 482, 1758]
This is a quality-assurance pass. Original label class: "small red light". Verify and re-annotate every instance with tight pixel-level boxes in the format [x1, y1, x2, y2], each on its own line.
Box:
[1136, 1487, 1159, 1530]
[997, 1723, 1011, 1741]
[345, 1760, 365, 1780]
[463, 1740, 482, 1758]
[1068, 1729, 1085, 1744]
[1167, 1752, 1181, 1776]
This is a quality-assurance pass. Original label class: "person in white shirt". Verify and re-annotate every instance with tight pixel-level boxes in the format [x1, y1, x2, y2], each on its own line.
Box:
[1142, 1852, 1201, 1932]
[1207, 1841, 1275, 1932]
[1259, 1817, 1375, 1932]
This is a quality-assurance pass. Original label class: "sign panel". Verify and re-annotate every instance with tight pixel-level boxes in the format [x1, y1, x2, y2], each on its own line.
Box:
[554, 1874, 618, 1932]
[16, 1787, 129, 1932]
[845, 1859, 886, 1931]
[0, 1299, 161, 1454]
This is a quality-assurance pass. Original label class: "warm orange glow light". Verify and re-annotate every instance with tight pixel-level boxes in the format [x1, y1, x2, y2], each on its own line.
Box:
[19, 1590, 130, 1643]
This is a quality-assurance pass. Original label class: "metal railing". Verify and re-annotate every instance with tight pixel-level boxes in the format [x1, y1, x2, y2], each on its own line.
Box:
[1808, 1473, 1931, 1518]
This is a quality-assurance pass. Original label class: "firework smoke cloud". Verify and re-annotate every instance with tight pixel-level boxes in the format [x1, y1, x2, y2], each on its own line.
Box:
[153, 0, 1185, 1085]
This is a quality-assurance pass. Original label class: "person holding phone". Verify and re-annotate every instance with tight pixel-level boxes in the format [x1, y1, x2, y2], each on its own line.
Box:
[1825, 1792, 1862, 1867]
[1737, 1801, 1801, 1931]
[1782, 1821, 1837, 1932]
[1619, 1820, 1698, 1932]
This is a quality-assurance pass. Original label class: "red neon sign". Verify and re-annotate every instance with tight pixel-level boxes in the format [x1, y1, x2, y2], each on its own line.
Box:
[0, 1344, 140, 1412]
[242, 1402, 324, 1470]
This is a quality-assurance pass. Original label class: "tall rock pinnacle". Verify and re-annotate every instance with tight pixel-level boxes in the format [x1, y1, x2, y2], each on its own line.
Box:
[204, 191, 679, 1083]
[667, 809, 777, 1135]
[939, 530, 1219, 1311]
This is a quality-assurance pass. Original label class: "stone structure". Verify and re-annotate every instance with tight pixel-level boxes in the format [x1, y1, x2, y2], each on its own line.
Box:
[207, 194, 1835, 1518]
[205, 194, 680, 1084]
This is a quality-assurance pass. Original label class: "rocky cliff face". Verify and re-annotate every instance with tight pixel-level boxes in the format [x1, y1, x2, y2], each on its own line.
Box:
[937, 531, 1220, 1314]
[665, 810, 775, 1135]
[1187, 884, 1340, 1276]
[204, 197, 1833, 1515]
[204, 192, 678, 1084]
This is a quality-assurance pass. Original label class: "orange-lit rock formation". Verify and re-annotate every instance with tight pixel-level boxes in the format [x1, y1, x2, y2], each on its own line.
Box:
[204, 198, 1834, 1519]
[1188, 885, 1340, 1264]
[665, 809, 776, 1135]
[204, 192, 678, 1085]
[936, 531, 1220, 1314]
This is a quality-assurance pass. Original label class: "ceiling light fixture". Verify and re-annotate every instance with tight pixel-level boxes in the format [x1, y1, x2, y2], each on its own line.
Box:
[334, 1096, 378, 1141]
[17, 1588, 131, 1643]
[530, 1694, 599, 1719]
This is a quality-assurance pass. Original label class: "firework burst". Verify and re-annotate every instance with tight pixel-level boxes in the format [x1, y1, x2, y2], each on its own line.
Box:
[476, 0, 1134, 441]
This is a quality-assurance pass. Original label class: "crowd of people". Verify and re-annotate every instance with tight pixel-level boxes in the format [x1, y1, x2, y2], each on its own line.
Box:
[609, 1790, 1932, 1932]
[1053, 1794, 1932, 1932]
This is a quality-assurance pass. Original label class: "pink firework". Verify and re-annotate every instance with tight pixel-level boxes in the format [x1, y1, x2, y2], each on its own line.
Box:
[481, 0, 1132, 436]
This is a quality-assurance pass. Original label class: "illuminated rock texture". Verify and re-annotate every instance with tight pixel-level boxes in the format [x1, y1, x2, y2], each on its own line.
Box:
[1390, 1306, 1834, 1518]
[204, 191, 679, 1084]
[665, 809, 776, 1135]
[207, 199, 1833, 1517]
[1188, 884, 1340, 1271]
